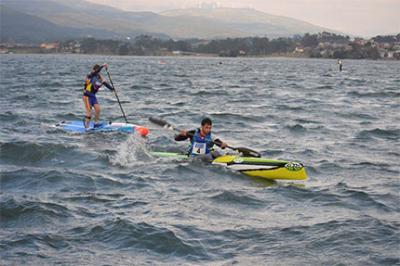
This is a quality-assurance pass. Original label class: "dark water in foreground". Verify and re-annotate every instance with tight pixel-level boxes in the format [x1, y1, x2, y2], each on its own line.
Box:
[0, 55, 399, 265]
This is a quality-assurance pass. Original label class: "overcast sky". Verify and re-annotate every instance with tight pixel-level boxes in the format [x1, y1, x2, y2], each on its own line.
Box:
[88, 0, 400, 37]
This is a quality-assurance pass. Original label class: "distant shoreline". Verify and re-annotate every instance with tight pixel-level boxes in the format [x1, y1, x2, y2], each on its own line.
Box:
[2, 51, 399, 61]
[3, 33, 399, 60]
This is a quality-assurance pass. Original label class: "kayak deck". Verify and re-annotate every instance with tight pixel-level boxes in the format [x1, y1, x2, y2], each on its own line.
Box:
[151, 152, 307, 181]
[213, 155, 307, 180]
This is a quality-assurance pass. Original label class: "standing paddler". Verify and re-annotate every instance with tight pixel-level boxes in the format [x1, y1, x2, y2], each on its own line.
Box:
[337, 59, 343, 72]
[83, 63, 115, 129]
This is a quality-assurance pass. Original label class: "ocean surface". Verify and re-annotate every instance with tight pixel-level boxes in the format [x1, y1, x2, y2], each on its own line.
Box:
[0, 54, 399, 265]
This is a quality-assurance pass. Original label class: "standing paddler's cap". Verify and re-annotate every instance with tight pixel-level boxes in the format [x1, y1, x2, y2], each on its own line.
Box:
[93, 64, 101, 71]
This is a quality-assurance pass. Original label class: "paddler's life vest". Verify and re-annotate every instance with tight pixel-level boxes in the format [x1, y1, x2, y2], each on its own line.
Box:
[188, 129, 213, 156]
[84, 74, 103, 96]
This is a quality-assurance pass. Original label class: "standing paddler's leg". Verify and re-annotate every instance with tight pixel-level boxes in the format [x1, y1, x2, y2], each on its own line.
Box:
[93, 103, 101, 127]
[83, 95, 92, 128]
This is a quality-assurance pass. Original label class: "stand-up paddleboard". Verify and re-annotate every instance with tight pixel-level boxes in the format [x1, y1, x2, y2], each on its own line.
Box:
[151, 152, 307, 181]
[55, 120, 149, 136]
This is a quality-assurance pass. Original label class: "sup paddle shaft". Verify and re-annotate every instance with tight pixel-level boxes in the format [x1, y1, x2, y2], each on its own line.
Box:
[105, 68, 128, 123]
[149, 116, 261, 158]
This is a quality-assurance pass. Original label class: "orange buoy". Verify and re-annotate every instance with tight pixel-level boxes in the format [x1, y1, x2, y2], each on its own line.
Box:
[135, 126, 149, 137]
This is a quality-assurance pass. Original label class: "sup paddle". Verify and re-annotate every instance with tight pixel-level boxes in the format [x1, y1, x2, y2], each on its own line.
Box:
[105, 67, 129, 123]
[149, 116, 261, 158]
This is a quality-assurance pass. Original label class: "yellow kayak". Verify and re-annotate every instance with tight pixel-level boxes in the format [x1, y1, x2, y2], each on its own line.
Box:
[151, 152, 308, 181]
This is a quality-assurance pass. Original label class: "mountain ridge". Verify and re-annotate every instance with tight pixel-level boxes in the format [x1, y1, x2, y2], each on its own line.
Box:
[1, 0, 344, 43]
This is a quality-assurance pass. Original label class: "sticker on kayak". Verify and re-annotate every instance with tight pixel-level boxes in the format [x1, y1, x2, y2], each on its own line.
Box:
[233, 157, 244, 163]
[285, 162, 303, 171]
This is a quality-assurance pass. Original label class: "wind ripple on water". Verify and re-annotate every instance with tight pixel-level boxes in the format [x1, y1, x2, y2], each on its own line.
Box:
[0, 55, 399, 265]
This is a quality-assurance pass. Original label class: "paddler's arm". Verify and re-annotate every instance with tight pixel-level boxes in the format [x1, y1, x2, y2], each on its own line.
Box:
[102, 80, 115, 91]
[175, 129, 195, 141]
[98, 71, 115, 91]
[213, 139, 228, 149]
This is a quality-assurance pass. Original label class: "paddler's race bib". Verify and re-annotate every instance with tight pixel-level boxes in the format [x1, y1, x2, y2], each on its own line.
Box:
[191, 142, 206, 155]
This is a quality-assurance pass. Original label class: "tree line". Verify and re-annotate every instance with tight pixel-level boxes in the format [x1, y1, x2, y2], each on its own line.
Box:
[60, 32, 400, 59]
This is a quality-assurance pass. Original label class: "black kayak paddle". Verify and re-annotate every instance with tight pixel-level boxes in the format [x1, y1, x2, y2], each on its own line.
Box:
[149, 116, 261, 158]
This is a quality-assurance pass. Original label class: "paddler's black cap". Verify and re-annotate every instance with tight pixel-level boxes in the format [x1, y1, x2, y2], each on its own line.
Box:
[93, 64, 101, 71]
[201, 117, 212, 126]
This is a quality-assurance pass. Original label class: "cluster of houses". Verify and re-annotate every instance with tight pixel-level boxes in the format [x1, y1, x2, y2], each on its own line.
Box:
[0, 41, 81, 54]
[375, 42, 400, 59]
[293, 36, 400, 59]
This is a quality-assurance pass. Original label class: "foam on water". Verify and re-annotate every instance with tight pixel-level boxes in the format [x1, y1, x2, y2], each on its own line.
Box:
[109, 133, 150, 167]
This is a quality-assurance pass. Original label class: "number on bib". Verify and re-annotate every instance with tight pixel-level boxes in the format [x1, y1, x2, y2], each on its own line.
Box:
[192, 142, 206, 155]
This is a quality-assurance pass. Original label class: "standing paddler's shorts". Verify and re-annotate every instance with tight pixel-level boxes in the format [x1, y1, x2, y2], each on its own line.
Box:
[83, 94, 98, 107]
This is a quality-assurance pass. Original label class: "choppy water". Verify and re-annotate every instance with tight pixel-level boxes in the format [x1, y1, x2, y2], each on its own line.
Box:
[0, 54, 399, 265]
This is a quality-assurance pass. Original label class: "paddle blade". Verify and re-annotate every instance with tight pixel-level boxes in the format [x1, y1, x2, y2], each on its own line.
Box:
[234, 147, 262, 158]
[149, 117, 175, 130]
